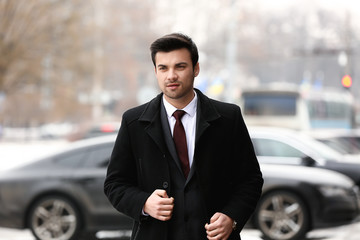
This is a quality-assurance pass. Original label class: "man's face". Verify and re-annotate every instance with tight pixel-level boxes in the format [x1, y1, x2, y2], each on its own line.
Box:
[154, 48, 199, 108]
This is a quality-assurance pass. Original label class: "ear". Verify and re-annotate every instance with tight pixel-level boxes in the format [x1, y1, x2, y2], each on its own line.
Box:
[154, 66, 157, 74]
[194, 63, 200, 77]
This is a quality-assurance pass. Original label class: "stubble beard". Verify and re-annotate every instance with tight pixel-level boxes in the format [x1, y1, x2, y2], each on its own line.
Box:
[163, 80, 195, 106]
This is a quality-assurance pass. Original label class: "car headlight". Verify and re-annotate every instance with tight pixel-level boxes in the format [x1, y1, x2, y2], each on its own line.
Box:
[318, 185, 349, 197]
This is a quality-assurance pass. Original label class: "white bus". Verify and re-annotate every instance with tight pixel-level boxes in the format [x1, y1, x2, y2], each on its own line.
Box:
[239, 85, 355, 130]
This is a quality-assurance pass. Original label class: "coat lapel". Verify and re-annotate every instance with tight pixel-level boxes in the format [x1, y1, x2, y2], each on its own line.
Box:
[186, 89, 221, 183]
[138, 93, 168, 155]
[194, 89, 221, 144]
[160, 101, 184, 174]
[138, 89, 222, 184]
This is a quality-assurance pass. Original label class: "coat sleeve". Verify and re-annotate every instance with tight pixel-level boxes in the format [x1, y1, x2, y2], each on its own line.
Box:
[221, 106, 264, 232]
[103, 114, 151, 221]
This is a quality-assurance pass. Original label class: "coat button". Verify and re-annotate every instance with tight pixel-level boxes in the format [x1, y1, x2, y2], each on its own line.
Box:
[162, 181, 169, 189]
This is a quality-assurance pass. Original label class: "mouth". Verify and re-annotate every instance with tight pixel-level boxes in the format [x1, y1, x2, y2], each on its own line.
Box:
[167, 83, 180, 90]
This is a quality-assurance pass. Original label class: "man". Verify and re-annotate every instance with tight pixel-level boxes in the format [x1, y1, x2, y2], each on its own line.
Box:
[104, 33, 263, 240]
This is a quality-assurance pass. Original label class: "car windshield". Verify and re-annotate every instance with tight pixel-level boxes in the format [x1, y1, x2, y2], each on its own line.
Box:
[306, 99, 354, 129]
[298, 134, 343, 160]
[331, 137, 360, 154]
[243, 94, 297, 116]
[317, 139, 350, 154]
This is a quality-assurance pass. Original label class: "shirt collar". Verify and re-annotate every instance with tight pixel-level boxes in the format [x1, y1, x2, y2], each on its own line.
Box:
[163, 91, 197, 118]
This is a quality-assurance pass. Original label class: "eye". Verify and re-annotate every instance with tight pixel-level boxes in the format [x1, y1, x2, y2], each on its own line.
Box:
[158, 66, 167, 71]
[177, 65, 186, 70]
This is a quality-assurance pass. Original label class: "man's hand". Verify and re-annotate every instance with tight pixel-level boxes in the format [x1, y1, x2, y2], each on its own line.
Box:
[144, 189, 174, 221]
[205, 212, 234, 240]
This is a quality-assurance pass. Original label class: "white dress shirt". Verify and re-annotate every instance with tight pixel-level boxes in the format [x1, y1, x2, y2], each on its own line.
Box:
[163, 92, 197, 168]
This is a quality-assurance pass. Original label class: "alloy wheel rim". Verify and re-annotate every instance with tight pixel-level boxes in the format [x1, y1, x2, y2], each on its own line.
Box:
[258, 194, 304, 240]
[31, 198, 77, 240]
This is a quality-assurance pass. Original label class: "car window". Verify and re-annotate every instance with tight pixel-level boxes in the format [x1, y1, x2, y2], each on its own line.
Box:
[252, 138, 306, 158]
[82, 145, 113, 168]
[336, 137, 360, 154]
[54, 150, 88, 168]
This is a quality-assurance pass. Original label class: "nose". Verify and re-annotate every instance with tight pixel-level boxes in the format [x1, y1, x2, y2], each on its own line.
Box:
[167, 69, 178, 81]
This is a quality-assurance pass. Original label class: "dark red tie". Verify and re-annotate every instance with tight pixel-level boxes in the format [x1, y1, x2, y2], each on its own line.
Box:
[173, 110, 190, 179]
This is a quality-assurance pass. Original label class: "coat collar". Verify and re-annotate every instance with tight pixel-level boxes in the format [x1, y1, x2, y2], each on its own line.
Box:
[138, 88, 221, 152]
[138, 92, 163, 123]
[139, 88, 221, 124]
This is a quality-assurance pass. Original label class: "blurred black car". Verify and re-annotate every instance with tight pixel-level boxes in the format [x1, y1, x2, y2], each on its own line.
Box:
[253, 164, 359, 240]
[0, 136, 131, 240]
[0, 135, 359, 240]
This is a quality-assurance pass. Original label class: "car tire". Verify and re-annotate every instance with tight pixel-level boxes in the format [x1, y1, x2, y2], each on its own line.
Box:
[28, 195, 83, 240]
[254, 190, 310, 240]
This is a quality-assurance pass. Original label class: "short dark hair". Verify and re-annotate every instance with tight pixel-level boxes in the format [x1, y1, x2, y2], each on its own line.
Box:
[150, 33, 199, 68]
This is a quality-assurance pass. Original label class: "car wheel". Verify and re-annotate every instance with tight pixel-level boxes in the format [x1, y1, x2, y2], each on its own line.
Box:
[28, 195, 82, 240]
[254, 191, 310, 240]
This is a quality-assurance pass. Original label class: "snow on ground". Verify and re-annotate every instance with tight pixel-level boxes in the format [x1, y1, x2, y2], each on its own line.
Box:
[0, 140, 69, 172]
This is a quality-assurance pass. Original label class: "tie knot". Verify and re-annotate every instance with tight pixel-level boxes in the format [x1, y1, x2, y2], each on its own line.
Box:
[173, 110, 186, 120]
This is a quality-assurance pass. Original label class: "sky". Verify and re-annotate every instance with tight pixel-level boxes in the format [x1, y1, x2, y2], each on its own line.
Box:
[259, 0, 360, 17]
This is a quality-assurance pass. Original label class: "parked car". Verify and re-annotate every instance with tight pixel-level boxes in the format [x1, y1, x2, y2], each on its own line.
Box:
[304, 128, 360, 156]
[0, 135, 131, 240]
[249, 127, 360, 187]
[252, 164, 359, 240]
[0, 135, 359, 240]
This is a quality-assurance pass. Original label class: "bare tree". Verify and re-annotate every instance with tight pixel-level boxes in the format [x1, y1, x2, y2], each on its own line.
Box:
[0, 0, 93, 126]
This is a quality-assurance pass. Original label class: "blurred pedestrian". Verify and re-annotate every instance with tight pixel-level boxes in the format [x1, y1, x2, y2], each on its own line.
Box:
[104, 33, 263, 240]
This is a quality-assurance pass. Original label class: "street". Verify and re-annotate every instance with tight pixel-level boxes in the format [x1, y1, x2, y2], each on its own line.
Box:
[0, 140, 360, 239]
[1, 223, 360, 240]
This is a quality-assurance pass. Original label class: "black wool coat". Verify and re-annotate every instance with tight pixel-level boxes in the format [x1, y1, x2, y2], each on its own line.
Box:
[104, 89, 263, 240]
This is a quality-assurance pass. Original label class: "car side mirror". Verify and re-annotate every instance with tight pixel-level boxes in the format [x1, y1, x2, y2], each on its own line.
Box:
[302, 156, 316, 166]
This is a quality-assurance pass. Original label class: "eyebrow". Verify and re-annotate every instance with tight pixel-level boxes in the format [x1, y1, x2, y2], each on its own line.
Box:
[157, 62, 188, 68]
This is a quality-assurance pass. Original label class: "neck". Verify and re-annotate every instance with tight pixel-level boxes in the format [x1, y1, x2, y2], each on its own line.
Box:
[165, 91, 195, 109]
